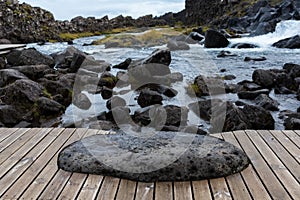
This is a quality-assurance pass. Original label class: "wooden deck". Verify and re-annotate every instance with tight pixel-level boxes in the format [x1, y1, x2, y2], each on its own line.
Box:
[0, 128, 299, 200]
[0, 44, 26, 55]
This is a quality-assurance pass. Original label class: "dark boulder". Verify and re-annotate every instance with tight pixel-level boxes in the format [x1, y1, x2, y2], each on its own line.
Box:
[101, 86, 113, 100]
[283, 63, 300, 79]
[107, 106, 131, 125]
[0, 57, 6, 69]
[7, 48, 55, 67]
[11, 65, 51, 81]
[138, 84, 178, 98]
[36, 97, 64, 115]
[0, 39, 12, 44]
[73, 93, 92, 110]
[272, 35, 300, 49]
[255, 94, 279, 111]
[242, 105, 275, 130]
[58, 131, 250, 182]
[238, 89, 270, 100]
[0, 105, 23, 127]
[189, 99, 224, 121]
[231, 43, 259, 49]
[141, 48, 172, 66]
[0, 79, 44, 109]
[204, 29, 229, 48]
[106, 96, 126, 110]
[244, 56, 267, 62]
[284, 114, 300, 130]
[252, 69, 275, 88]
[137, 89, 163, 108]
[217, 51, 237, 58]
[194, 75, 225, 96]
[113, 58, 132, 70]
[189, 32, 205, 42]
[167, 40, 190, 51]
[0, 69, 28, 87]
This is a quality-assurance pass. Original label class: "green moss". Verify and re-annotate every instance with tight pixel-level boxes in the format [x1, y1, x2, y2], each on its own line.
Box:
[43, 89, 52, 99]
[187, 84, 202, 97]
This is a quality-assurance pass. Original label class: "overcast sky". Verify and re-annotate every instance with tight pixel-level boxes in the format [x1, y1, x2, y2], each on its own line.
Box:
[22, 0, 185, 20]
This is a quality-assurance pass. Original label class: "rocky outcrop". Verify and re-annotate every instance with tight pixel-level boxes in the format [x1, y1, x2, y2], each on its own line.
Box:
[0, 0, 60, 43]
[58, 131, 250, 182]
[272, 35, 300, 49]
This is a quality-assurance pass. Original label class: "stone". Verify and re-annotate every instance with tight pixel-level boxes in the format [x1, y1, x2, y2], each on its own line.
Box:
[238, 89, 270, 100]
[204, 29, 229, 48]
[189, 99, 224, 121]
[167, 40, 190, 51]
[272, 35, 300, 49]
[242, 105, 275, 130]
[0, 105, 22, 127]
[0, 69, 28, 87]
[0, 57, 6, 69]
[231, 43, 259, 48]
[142, 48, 172, 66]
[252, 69, 275, 88]
[101, 86, 113, 100]
[255, 94, 279, 111]
[113, 58, 132, 70]
[194, 75, 225, 96]
[217, 51, 237, 58]
[137, 89, 163, 108]
[106, 96, 126, 110]
[36, 97, 64, 115]
[73, 93, 92, 110]
[189, 32, 204, 42]
[88, 120, 117, 130]
[58, 131, 250, 182]
[11, 65, 51, 81]
[283, 63, 300, 79]
[284, 117, 300, 130]
[244, 56, 267, 62]
[7, 48, 55, 67]
[0, 38, 12, 44]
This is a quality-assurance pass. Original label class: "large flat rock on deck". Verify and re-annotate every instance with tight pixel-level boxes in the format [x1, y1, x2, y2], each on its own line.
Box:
[58, 131, 249, 182]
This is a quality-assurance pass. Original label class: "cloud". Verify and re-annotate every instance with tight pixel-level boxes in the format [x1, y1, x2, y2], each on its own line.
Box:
[21, 0, 185, 20]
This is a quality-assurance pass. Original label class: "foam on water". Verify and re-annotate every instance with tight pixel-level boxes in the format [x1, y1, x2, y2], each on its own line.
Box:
[229, 20, 300, 48]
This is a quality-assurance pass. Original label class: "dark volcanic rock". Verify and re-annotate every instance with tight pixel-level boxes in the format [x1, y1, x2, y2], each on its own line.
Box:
[0, 69, 28, 87]
[285, 116, 300, 130]
[231, 43, 259, 49]
[106, 96, 126, 110]
[73, 93, 92, 110]
[36, 97, 64, 115]
[167, 40, 190, 51]
[137, 89, 163, 108]
[58, 131, 250, 182]
[0, 105, 23, 127]
[217, 51, 237, 58]
[244, 56, 267, 62]
[142, 48, 172, 66]
[242, 105, 275, 130]
[255, 94, 279, 111]
[7, 48, 55, 67]
[11, 65, 51, 81]
[272, 35, 300, 49]
[204, 30, 229, 48]
[194, 75, 225, 96]
[238, 89, 270, 100]
[113, 58, 132, 70]
[252, 69, 275, 88]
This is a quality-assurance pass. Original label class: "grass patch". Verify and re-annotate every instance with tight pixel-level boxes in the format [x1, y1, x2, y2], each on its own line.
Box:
[59, 32, 101, 41]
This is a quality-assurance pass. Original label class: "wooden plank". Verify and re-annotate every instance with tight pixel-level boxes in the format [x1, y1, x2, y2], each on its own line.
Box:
[0, 128, 18, 142]
[115, 179, 137, 200]
[0, 128, 30, 152]
[235, 130, 291, 200]
[96, 176, 120, 200]
[222, 132, 271, 200]
[209, 178, 232, 200]
[0, 128, 55, 196]
[294, 130, 300, 136]
[37, 129, 93, 200]
[174, 181, 193, 200]
[270, 130, 300, 164]
[76, 174, 104, 200]
[135, 182, 154, 200]
[57, 173, 88, 200]
[0, 128, 52, 169]
[0, 44, 26, 51]
[192, 180, 212, 200]
[225, 173, 252, 200]
[246, 130, 299, 199]
[282, 130, 300, 148]
[258, 130, 300, 182]
[19, 128, 84, 199]
[155, 182, 173, 200]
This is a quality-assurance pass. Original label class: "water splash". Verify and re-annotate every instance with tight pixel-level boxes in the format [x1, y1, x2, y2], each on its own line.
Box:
[230, 20, 300, 48]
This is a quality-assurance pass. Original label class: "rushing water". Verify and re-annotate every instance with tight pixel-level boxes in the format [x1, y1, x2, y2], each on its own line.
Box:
[28, 20, 300, 131]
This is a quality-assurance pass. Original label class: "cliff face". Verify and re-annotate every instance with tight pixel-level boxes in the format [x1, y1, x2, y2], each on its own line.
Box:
[0, 0, 60, 43]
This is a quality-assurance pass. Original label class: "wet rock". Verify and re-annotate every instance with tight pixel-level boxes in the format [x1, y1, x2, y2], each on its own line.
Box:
[138, 84, 178, 98]
[255, 94, 279, 111]
[238, 89, 270, 100]
[242, 105, 275, 130]
[14, 121, 32, 128]
[272, 35, 300, 49]
[107, 106, 131, 125]
[142, 48, 172, 66]
[58, 131, 250, 182]
[252, 69, 275, 88]
[204, 29, 229, 48]
[11, 65, 51, 81]
[0, 105, 23, 127]
[238, 81, 263, 91]
[284, 116, 300, 130]
[0, 39, 12, 44]
[137, 89, 163, 108]
[113, 58, 132, 70]
[73, 93, 92, 110]
[283, 63, 300, 79]
[244, 56, 267, 62]
[100, 86, 113, 100]
[7, 48, 55, 67]
[231, 43, 259, 48]
[189, 99, 224, 121]
[98, 72, 118, 89]
[167, 40, 190, 51]
[189, 32, 205, 42]
[106, 96, 126, 110]
[0, 69, 28, 87]
[223, 75, 236, 81]
[217, 51, 237, 58]
[194, 75, 225, 96]
[0, 57, 6, 69]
